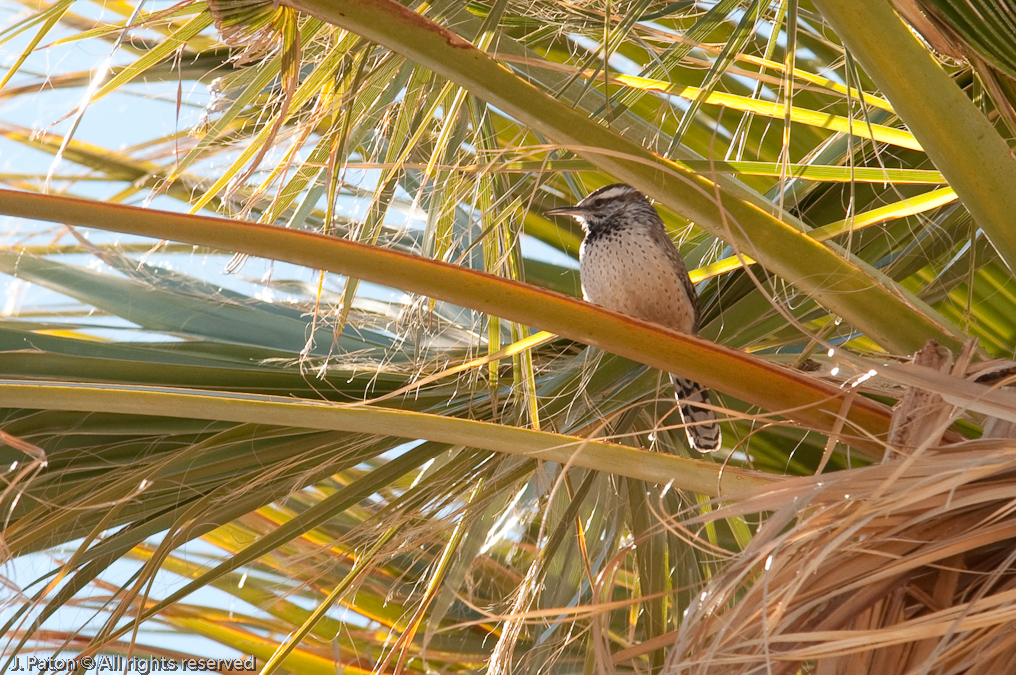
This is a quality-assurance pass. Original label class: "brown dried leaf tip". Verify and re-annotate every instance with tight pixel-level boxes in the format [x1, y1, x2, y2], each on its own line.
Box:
[886, 339, 954, 461]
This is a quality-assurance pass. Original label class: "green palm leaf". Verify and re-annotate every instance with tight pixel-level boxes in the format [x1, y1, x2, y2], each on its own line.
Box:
[3, 0, 1016, 672]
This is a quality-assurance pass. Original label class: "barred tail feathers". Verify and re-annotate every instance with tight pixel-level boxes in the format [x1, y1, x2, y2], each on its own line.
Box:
[669, 374, 721, 452]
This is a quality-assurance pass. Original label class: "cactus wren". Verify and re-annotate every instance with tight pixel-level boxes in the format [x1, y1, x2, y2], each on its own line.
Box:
[547, 183, 721, 452]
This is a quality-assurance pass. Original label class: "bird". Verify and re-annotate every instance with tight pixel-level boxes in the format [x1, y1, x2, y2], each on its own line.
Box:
[546, 183, 721, 452]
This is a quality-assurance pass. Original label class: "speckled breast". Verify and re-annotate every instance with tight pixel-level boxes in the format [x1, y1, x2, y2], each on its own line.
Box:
[579, 225, 697, 333]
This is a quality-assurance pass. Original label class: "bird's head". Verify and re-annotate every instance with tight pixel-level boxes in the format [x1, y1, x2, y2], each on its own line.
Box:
[545, 183, 655, 234]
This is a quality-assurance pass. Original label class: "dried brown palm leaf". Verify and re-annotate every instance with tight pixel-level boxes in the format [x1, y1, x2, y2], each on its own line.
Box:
[664, 435, 1016, 674]
[886, 339, 975, 462]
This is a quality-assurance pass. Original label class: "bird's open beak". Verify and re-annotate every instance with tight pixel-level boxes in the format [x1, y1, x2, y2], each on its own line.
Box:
[544, 206, 586, 218]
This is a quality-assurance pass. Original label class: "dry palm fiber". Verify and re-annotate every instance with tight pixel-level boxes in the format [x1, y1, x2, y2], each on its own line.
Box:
[665, 438, 1016, 675]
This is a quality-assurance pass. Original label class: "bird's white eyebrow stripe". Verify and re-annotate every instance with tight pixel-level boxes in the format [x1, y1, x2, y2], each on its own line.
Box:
[579, 184, 636, 205]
